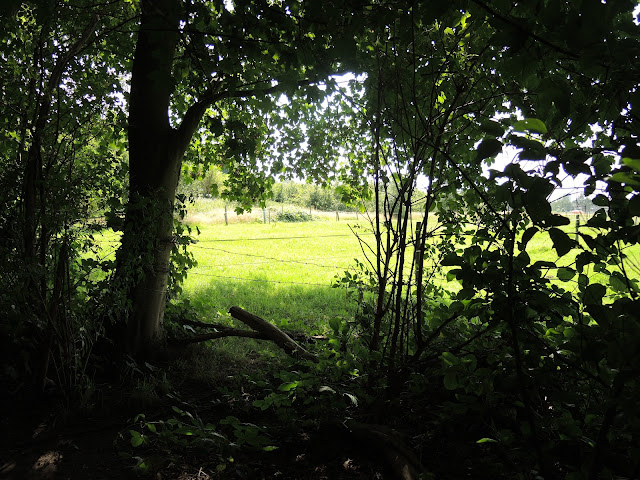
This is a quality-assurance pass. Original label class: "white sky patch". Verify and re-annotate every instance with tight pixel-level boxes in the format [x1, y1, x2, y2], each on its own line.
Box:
[483, 146, 596, 203]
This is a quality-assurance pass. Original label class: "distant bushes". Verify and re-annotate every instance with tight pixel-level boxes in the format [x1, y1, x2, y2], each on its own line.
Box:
[271, 181, 350, 211]
[275, 210, 314, 222]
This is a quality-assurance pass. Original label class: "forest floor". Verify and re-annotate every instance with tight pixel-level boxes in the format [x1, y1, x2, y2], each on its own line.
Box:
[0, 395, 386, 480]
[0, 349, 392, 480]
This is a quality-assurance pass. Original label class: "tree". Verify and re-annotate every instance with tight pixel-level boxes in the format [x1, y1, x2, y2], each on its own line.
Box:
[113, 0, 367, 356]
[0, 0, 132, 389]
[551, 195, 573, 212]
[319, 1, 640, 477]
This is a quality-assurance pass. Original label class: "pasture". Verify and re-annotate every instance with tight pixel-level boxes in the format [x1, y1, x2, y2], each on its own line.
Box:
[180, 204, 640, 332]
[92, 202, 639, 333]
[182, 214, 373, 330]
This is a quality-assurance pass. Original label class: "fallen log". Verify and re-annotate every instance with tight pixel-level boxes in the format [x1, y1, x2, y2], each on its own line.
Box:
[171, 307, 318, 363]
[229, 306, 318, 363]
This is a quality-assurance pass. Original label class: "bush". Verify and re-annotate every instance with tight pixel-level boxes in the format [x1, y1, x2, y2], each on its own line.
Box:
[275, 210, 314, 222]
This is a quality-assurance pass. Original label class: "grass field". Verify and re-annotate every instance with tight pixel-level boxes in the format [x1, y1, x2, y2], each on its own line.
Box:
[182, 218, 372, 331]
[91, 202, 639, 337]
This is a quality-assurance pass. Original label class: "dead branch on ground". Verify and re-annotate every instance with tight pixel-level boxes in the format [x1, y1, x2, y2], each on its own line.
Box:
[171, 306, 318, 363]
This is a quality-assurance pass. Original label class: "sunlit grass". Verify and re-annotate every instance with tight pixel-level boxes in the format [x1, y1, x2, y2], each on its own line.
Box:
[181, 219, 372, 330]
[89, 206, 639, 338]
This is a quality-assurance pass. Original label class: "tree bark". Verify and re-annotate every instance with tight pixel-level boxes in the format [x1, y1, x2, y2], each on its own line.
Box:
[114, 0, 183, 357]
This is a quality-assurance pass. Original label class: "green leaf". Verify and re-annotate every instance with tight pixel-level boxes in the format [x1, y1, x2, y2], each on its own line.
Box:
[441, 351, 459, 366]
[441, 252, 461, 266]
[479, 119, 505, 137]
[130, 430, 144, 447]
[547, 213, 570, 226]
[457, 288, 476, 300]
[443, 372, 458, 390]
[622, 157, 640, 173]
[525, 192, 552, 223]
[549, 228, 573, 257]
[611, 172, 640, 187]
[175, 426, 196, 436]
[510, 136, 545, 152]
[318, 385, 336, 394]
[583, 283, 606, 305]
[476, 437, 498, 444]
[513, 118, 548, 134]
[476, 138, 503, 161]
[592, 194, 609, 206]
[278, 381, 298, 392]
[263, 446, 279, 452]
[519, 226, 538, 250]
[344, 392, 358, 406]
[609, 272, 629, 293]
[557, 267, 576, 281]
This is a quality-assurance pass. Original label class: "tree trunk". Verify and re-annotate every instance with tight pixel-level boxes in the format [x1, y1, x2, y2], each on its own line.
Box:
[114, 0, 183, 357]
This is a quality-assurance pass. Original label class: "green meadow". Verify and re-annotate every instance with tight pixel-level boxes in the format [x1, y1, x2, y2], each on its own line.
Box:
[93, 206, 639, 334]
[181, 218, 372, 330]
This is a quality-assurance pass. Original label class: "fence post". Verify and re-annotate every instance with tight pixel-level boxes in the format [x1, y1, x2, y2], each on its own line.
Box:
[224, 204, 228, 226]
[355, 210, 359, 221]
[336, 210, 339, 221]
[269, 209, 271, 223]
[575, 214, 580, 242]
[263, 208, 267, 223]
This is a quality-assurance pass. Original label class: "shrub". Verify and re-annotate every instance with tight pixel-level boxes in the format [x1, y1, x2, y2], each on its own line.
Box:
[275, 210, 314, 222]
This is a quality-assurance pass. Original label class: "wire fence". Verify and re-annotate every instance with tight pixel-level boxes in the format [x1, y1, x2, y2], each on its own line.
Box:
[187, 271, 338, 288]
[88, 214, 620, 290]
[189, 245, 350, 269]
[92, 232, 366, 289]
[188, 231, 366, 288]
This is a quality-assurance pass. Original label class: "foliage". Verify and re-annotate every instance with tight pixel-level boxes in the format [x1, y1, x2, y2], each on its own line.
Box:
[552, 194, 597, 213]
[178, 164, 228, 199]
[242, 334, 368, 428]
[313, 1, 640, 478]
[118, 408, 232, 474]
[274, 210, 314, 223]
[0, 0, 131, 392]
[2, 0, 640, 477]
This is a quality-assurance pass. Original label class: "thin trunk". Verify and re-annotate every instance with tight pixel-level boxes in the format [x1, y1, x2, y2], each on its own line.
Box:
[371, 63, 389, 354]
[388, 195, 406, 372]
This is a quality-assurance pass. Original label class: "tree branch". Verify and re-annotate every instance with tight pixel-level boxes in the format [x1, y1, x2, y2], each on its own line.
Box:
[170, 308, 318, 362]
[229, 306, 318, 362]
[174, 71, 349, 155]
[469, 0, 578, 60]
